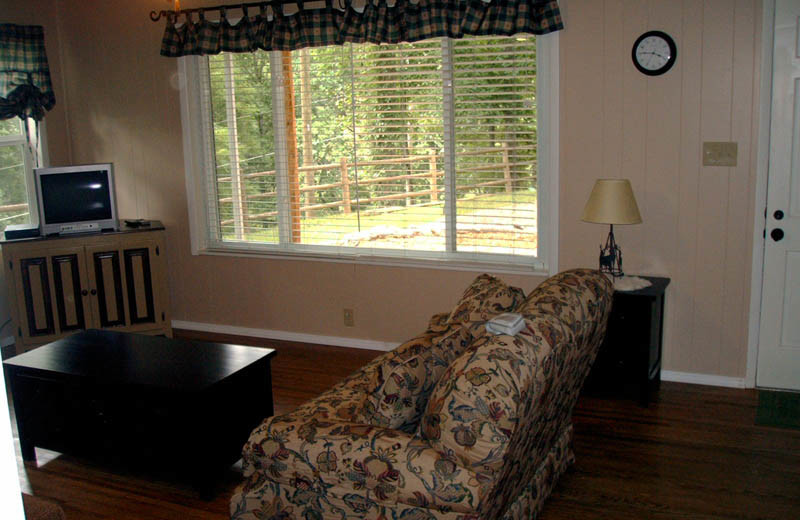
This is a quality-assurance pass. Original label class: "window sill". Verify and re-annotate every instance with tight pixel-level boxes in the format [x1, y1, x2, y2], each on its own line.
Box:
[193, 242, 550, 276]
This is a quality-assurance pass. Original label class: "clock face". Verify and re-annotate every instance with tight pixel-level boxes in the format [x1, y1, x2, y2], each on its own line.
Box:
[632, 31, 677, 76]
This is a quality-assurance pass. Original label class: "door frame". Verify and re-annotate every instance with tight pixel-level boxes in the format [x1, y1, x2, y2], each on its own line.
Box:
[747, 0, 776, 388]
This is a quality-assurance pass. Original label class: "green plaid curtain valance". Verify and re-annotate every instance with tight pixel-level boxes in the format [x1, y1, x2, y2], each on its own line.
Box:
[0, 24, 56, 121]
[160, 0, 563, 57]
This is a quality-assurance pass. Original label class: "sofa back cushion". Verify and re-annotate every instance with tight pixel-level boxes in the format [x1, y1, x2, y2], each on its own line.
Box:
[356, 274, 525, 433]
[447, 274, 526, 325]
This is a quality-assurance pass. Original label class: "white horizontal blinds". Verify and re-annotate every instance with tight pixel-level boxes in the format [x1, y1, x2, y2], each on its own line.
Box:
[201, 34, 541, 261]
[207, 52, 279, 243]
[282, 41, 445, 251]
[452, 36, 538, 257]
[285, 45, 360, 247]
[347, 40, 446, 252]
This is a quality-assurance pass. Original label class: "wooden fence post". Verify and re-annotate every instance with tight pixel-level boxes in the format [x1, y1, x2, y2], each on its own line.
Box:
[340, 158, 351, 214]
[300, 48, 315, 218]
[429, 151, 438, 202]
[502, 142, 512, 194]
[282, 51, 302, 243]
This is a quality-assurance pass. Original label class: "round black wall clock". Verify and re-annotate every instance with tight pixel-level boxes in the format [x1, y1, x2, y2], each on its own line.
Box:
[632, 30, 677, 76]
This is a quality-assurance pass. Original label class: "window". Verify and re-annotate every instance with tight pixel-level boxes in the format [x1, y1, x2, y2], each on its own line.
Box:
[181, 33, 557, 272]
[0, 118, 37, 231]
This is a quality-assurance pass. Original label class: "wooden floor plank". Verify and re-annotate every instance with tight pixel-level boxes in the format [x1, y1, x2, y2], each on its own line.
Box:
[5, 330, 799, 519]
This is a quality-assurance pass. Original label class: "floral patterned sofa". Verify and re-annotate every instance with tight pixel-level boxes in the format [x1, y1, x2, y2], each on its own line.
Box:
[231, 269, 613, 520]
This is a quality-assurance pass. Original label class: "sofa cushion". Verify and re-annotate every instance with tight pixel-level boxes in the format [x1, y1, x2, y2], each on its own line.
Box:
[356, 324, 474, 432]
[418, 330, 544, 479]
[356, 275, 525, 433]
[447, 274, 526, 325]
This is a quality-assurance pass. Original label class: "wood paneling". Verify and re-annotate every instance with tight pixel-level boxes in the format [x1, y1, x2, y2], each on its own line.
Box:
[10, 335, 800, 519]
[561, 0, 762, 378]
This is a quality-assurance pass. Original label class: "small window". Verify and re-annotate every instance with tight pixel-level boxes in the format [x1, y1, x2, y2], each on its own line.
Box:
[0, 118, 36, 231]
[181, 34, 557, 272]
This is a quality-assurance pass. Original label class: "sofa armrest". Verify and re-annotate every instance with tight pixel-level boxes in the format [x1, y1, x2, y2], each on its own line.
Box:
[242, 416, 486, 514]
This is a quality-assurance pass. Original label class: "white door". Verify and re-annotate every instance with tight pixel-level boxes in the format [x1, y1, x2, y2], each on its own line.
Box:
[758, 0, 800, 391]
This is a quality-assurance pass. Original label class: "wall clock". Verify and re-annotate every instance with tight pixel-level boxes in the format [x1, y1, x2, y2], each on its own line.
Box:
[632, 30, 677, 76]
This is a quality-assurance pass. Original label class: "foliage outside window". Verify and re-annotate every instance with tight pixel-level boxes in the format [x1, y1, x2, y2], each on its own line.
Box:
[187, 34, 551, 270]
[0, 118, 35, 231]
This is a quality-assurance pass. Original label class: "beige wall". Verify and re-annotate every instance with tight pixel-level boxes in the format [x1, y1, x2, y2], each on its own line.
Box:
[559, 0, 761, 378]
[7, 0, 763, 378]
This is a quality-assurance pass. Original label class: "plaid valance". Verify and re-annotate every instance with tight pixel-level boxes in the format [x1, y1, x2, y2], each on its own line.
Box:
[160, 0, 563, 57]
[0, 24, 55, 121]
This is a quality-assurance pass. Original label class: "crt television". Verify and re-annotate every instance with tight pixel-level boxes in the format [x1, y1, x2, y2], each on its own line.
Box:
[34, 163, 119, 235]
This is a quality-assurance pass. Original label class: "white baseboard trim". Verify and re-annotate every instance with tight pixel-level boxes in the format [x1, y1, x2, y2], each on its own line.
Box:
[171, 321, 754, 389]
[171, 320, 399, 352]
[661, 370, 750, 389]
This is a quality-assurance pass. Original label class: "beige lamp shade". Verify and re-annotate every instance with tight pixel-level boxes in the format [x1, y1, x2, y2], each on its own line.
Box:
[581, 179, 642, 225]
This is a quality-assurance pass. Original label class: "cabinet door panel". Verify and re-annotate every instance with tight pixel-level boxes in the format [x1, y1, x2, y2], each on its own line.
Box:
[19, 257, 55, 337]
[123, 247, 155, 325]
[51, 253, 88, 332]
[89, 249, 126, 328]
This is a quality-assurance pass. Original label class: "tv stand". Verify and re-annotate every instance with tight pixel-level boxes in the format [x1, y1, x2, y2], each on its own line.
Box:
[0, 220, 171, 354]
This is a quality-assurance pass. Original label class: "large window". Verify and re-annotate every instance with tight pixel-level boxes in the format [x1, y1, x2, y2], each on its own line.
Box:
[182, 34, 557, 271]
[0, 119, 36, 231]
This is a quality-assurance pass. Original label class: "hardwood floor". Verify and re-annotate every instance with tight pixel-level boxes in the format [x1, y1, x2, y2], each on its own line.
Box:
[6, 330, 800, 520]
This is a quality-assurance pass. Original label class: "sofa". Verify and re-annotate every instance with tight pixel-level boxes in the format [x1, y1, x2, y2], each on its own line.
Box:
[231, 269, 613, 520]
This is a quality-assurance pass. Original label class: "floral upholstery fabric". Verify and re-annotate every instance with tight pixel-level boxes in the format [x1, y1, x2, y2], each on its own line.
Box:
[479, 269, 613, 519]
[354, 320, 473, 433]
[232, 269, 612, 520]
[446, 274, 526, 325]
[357, 275, 525, 433]
[233, 421, 487, 519]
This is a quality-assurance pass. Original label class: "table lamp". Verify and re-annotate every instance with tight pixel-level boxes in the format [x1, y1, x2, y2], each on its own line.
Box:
[581, 179, 642, 278]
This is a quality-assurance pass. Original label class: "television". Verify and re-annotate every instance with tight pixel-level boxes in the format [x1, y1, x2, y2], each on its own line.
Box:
[34, 163, 119, 235]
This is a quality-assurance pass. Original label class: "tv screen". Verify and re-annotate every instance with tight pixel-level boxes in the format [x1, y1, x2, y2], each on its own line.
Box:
[35, 163, 118, 235]
[40, 170, 113, 224]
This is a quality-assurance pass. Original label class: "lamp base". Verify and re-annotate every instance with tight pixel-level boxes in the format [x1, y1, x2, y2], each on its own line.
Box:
[598, 224, 624, 278]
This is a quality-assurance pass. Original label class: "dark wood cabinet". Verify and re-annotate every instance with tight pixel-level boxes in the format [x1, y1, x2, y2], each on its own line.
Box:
[585, 276, 670, 405]
[1, 222, 171, 353]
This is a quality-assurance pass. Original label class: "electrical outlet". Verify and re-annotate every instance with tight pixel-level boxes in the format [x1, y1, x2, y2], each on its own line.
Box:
[703, 141, 738, 167]
[343, 308, 355, 327]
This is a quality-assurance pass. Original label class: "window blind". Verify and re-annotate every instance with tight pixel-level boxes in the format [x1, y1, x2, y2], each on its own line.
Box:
[199, 34, 539, 263]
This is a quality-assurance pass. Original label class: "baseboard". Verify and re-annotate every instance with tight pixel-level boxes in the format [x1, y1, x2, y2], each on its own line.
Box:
[661, 370, 750, 389]
[173, 320, 756, 389]
[171, 320, 399, 352]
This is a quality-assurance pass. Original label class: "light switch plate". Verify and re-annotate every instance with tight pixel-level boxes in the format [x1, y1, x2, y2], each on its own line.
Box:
[703, 141, 738, 167]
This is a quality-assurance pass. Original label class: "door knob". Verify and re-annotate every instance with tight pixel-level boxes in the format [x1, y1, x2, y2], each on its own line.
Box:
[81, 289, 88, 296]
[90, 288, 97, 295]
[774, 210, 784, 220]
[771, 228, 785, 241]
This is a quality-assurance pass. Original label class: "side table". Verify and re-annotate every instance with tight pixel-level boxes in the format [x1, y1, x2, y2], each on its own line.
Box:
[585, 275, 670, 405]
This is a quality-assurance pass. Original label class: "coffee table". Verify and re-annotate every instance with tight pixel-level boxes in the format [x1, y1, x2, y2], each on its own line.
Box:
[3, 329, 276, 496]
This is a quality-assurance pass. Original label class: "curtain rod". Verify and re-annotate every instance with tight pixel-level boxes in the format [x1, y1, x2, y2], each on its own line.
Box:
[150, 0, 346, 22]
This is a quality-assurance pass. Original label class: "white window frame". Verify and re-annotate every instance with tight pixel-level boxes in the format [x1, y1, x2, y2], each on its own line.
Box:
[178, 32, 559, 275]
[0, 118, 48, 228]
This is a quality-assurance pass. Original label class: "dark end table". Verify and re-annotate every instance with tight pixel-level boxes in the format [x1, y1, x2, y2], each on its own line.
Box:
[3, 329, 276, 497]
[585, 275, 670, 405]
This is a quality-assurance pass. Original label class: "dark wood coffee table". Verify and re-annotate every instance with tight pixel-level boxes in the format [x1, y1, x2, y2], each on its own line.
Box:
[3, 329, 276, 496]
